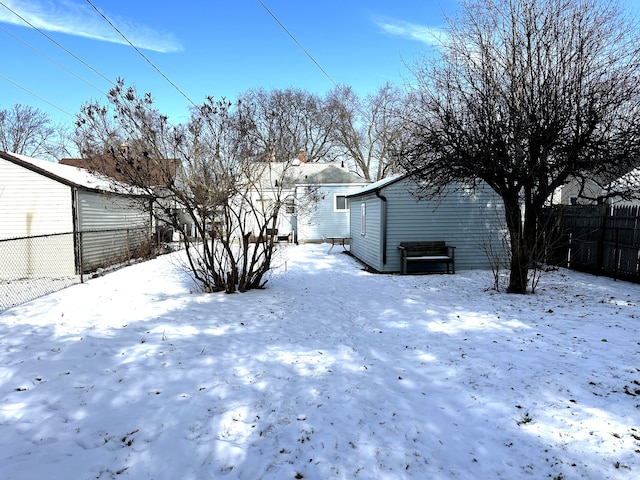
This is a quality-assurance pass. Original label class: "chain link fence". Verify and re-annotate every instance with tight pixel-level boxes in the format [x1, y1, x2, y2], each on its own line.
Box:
[1, 227, 156, 312]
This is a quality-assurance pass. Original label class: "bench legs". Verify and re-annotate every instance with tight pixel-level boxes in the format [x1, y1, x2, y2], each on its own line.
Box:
[400, 259, 455, 275]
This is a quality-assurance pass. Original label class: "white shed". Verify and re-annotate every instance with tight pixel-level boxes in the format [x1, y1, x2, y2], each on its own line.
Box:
[0, 151, 152, 276]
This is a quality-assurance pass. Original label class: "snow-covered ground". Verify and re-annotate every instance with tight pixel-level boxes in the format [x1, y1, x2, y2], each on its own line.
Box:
[0, 244, 639, 480]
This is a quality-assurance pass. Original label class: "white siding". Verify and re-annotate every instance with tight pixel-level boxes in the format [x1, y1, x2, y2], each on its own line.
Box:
[0, 157, 73, 239]
[0, 233, 76, 276]
[0, 157, 76, 276]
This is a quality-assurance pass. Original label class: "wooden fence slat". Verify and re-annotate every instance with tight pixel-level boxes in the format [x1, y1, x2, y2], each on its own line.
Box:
[543, 204, 640, 283]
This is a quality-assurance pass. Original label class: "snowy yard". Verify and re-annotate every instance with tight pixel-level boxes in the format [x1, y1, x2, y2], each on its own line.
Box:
[0, 244, 639, 479]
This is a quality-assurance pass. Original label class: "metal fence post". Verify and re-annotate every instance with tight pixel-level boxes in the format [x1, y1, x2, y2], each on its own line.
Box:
[80, 230, 85, 282]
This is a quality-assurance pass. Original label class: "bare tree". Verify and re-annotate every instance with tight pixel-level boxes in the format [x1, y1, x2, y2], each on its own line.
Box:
[74, 80, 297, 293]
[0, 104, 72, 161]
[403, 0, 640, 293]
[327, 83, 408, 181]
[235, 87, 336, 163]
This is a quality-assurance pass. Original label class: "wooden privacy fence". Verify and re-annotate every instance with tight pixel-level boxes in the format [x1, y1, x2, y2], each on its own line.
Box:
[543, 204, 640, 282]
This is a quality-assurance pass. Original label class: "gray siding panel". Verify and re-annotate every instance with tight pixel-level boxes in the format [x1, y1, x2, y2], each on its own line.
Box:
[77, 192, 151, 271]
[349, 195, 383, 271]
[77, 192, 149, 231]
[385, 182, 507, 271]
[296, 184, 367, 242]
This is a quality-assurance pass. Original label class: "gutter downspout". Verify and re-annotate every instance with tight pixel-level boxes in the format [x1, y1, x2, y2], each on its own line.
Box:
[375, 189, 388, 265]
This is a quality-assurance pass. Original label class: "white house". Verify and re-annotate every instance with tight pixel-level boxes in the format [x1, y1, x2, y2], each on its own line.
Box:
[0, 151, 152, 276]
[603, 167, 640, 207]
[552, 168, 640, 207]
[252, 151, 368, 243]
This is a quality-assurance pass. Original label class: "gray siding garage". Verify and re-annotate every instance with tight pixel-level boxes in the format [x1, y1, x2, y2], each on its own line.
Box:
[347, 174, 508, 273]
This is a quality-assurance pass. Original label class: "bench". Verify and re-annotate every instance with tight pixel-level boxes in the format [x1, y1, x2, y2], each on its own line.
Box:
[324, 237, 350, 254]
[397, 241, 456, 274]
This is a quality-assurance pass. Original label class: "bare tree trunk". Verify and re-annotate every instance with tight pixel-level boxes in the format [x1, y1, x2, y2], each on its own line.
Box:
[504, 197, 528, 293]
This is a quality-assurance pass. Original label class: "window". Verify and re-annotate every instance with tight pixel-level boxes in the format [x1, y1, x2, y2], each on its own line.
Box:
[335, 194, 349, 212]
[285, 198, 295, 214]
[360, 202, 366, 235]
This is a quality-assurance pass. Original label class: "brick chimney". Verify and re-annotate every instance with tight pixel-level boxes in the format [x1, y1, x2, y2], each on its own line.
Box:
[298, 149, 307, 163]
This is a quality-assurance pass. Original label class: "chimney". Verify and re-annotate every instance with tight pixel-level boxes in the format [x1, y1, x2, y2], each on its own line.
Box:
[298, 149, 307, 163]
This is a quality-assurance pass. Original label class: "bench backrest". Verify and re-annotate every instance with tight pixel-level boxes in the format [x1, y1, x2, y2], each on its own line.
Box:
[399, 241, 449, 255]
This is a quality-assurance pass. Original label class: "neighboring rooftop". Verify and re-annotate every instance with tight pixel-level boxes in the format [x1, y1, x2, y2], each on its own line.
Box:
[257, 160, 366, 190]
[60, 154, 177, 188]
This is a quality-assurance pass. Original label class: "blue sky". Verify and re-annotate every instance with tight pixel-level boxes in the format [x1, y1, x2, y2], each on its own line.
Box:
[3, 1, 638, 128]
[0, 0, 457, 126]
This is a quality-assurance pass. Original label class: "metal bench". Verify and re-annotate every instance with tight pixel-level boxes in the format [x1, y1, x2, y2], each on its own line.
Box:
[397, 241, 456, 274]
[325, 237, 350, 254]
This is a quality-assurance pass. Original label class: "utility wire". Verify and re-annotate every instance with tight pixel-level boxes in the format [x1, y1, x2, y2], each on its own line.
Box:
[0, 73, 74, 117]
[85, 0, 197, 108]
[0, 24, 107, 96]
[0, 1, 115, 87]
[257, 0, 338, 88]
[256, 0, 374, 140]
[256, 0, 370, 144]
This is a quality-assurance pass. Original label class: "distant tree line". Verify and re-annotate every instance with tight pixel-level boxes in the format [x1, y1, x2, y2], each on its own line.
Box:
[0, 104, 72, 162]
[1, 83, 409, 182]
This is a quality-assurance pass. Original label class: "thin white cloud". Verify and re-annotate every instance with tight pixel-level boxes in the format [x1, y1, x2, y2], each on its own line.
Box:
[376, 18, 448, 47]
[0, 0, 183, 53]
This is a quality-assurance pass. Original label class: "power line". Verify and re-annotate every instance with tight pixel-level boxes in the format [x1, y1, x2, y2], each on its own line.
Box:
[257, 0, 338, 88]
[0, 1, 115, 87]
[0, 24, 107, 96]
[85, 0, 197, 108]
[0, 73, 74, 117]
[256, 0, 376, 136]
